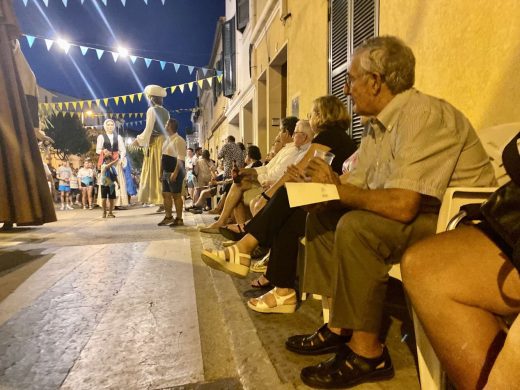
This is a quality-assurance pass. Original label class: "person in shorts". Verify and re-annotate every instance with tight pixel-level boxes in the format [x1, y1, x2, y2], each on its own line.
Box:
[100, 154, 119, 218]
[57, 161, 73, 210]
[158, 118, 187, 227]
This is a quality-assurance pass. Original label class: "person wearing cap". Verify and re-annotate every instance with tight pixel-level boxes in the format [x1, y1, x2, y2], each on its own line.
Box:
[132, 85, 170, 206]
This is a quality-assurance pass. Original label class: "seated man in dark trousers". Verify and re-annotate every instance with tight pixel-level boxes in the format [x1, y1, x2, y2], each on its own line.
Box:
[287, 35, 497, 388]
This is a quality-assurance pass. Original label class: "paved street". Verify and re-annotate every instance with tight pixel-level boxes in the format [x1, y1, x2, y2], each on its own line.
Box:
[0, 206, 420, 390]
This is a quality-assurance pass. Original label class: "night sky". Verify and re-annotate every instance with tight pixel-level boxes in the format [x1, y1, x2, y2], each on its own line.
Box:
[13, 0, 225, 137]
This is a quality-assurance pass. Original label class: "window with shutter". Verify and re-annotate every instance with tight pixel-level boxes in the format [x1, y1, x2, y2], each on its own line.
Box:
[329, 0, 378, 143]
[236, 0, 249, 33]
[222, 17, 236, 98]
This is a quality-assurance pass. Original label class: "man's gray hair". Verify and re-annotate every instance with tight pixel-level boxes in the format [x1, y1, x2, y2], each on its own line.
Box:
[354, 36, 415, 94]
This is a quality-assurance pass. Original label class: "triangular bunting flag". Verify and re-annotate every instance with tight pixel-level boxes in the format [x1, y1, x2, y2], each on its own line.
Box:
[57, 103, 63, 110]
[216, 70, 223, 77]
[144, 0, 148, 4]
[137, 93, 143, 102]
[201, 68, 208, 76]
[22, 0, 28, 6]
[80, 46, 88, 55]
[144, 58, 152, 68]
[188, 82, 194, 91]
[96, 49, 104, 60]
[45, 39, 54, 51]
[95, 99, 101, 106]
[26, 35, 36, 48]
[197, 80, 204, 88]
[162, 0, 166, 4]
[129, 113, 134, 118]
[114, 96, 120, 105]
[79, 101, 84, 109]
[170, 86, 177, 94]
[121, 0, 126, 5]
[207, 77, 213, 87]
[72, 102, 77, 110]
[129, 94, 135, 103]
[101, 0, 107, 5]
[62, 0, 68, 6]
[179, 84, 185, 93]
[174, 63, 180, 72]
[111, 52, 119, 62]
[140, 113, 144, 118]
[121, 95, 127, 104]
[43, 0, 49, 6]
[217, 75, 223, 83]
[129, 55, 137, 64]
[160, 61, 166, 70]
[187, 66, 194, 74]
[81, 0, 85, 3]
[87, 101, 92, 109]
[64, 102, 70, 110]
[103, 98, 109, 106]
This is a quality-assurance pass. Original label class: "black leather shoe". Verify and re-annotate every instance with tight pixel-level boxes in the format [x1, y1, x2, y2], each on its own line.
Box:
[300, 344, 394, 388]
[285, 324, 351, 355]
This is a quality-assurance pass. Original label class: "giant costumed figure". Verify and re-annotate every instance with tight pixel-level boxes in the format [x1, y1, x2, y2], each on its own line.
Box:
[132, 84, 169, 205]
[96, 119, 128, 207]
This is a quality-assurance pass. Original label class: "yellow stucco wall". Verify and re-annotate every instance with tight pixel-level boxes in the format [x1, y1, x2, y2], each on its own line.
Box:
[253, 0, 329, 122]
[380, 0, 520, 131]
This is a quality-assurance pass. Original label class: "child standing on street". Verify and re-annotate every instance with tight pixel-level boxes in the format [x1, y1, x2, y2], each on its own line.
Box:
[57, 161, 73, 210]
[100, 155, 119, 218]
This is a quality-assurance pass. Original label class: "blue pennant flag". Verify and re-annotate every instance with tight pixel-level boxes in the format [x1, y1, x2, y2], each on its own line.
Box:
[25, 35, 36, 48]
[96, 49, 104, 60]
[80, 46, 88, 55]
[216, 70, 223, 77]
[22, 0, 28, 6]
[187, 66, 194, 74]
[144, 0, 148, 4]
[121, 0, 126, 5]
[144, 58, 152, 68]
[202, 68, 208, 76]
[62, 0, 68, 6]
[81, 0, 85, 3]
[129, 55, 138, 63]
[101, 0, 107, 5]
[43, 0, 49, 6]
[174, 63, 180, 72]
[162, 0, 166, 4]
[160, 61, 166, 70]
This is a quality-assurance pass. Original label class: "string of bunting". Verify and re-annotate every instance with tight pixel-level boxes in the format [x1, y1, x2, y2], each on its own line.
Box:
[22, 33, 223, 77]
[37, 75, 222, 111]
[21, 0, 168, 7]
[41, 108, 197, 119]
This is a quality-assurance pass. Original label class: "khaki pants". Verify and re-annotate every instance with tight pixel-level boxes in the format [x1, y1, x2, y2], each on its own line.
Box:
[302, 209, 438, 332]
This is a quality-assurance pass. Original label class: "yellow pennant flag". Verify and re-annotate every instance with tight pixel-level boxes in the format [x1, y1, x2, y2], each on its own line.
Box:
[179, 84, 185, 93]
[129, 94, 135, 103]
[140, 113, 144, 118]
[95, 99, 101, 107]
[68, 111, 74, 117]
[79, 101, 85, 109]
[137, 93, 143, 102]
[71, 101, 77, 110]
[170, 85, 176, 94]
[129, 113, 133, 118]
[197, 79, 204, 88]
[217, 75, 223, 83]
[57, 103, 63, 110]
[64, 102, 70, 110]
[103, 98, 109, 106]
[122, 113, 127, 118]
[188, 82, 194, 91]
[114, 96, 120, 106]
[87, 100, 92, 109]
[207, 77, 213, 87]
[121, 95, 127, 104]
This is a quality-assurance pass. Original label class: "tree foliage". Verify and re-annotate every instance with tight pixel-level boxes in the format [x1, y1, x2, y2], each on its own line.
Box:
[127, 147, 144, 171]
[46, 114, 91, 159]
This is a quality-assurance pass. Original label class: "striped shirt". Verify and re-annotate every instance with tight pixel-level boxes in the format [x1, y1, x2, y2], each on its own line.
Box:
[347, 88, 496, 206]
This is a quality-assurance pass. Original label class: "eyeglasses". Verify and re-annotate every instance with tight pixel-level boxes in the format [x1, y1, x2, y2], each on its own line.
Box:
[344, 71, 384, 89]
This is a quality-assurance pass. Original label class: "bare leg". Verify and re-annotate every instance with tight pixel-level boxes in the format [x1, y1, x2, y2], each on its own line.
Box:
[172, 193, 183, 220]
[163, 192, 173, 219]
[81, 188, 87, 207]
[207, 183, 244, 228]
[233, 202, 250, 225]
[87, 186, 93, 207]
[402, 226, 520, 389]
[109, 199, 115, 214]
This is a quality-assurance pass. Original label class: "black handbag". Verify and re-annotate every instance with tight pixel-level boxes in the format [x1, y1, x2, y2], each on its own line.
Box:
[480, 132, 520, 270]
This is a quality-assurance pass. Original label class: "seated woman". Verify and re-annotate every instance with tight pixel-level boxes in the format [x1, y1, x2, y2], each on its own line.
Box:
[201, 96, 357, 313]
[190, 150, 217, 211]
[199, 117, 306, 233]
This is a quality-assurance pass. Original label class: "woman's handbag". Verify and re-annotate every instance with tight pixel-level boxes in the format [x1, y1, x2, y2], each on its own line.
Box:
[480, 132, 520, 270]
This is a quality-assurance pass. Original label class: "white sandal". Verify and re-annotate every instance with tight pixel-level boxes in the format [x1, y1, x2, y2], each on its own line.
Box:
[247, 288, 297, 314]
[201, 245, 251, 278]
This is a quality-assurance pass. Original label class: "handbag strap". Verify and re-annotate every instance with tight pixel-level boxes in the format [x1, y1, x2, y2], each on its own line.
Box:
[502, 132, 520, 186]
